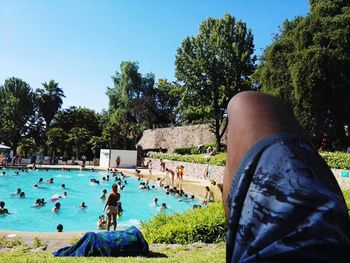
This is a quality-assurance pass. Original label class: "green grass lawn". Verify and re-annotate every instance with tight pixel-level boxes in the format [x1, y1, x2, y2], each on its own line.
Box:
[0, 243, 225, 263]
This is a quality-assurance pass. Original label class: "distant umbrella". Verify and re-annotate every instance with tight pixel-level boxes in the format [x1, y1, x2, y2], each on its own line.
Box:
[0, 144, 11, 149]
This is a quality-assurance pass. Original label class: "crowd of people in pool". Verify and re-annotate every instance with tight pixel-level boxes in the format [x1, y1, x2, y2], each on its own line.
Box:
[0, 166, 213, 231]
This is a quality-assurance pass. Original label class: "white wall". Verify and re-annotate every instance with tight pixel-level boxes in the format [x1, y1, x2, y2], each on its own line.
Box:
[99, 149, 137, 169]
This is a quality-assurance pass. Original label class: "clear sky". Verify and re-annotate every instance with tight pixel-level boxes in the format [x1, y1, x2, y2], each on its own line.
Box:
[0, 0, 309, 112]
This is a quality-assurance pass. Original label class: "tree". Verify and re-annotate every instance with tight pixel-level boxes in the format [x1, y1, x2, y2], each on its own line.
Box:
[255, 0, 350, 149]
[46, 128, 67, 162]
[36, 80, 65, 131]
[89, 136, 106, 158]
[106, 61, 158, 149]
[0, 77, 35, 153]
[67, 127, 91, 159]
[17, 138, 36, 158]
[53, 107, 103, 135]
[175, 14, 256, 150]
[154, 79, 181, 125]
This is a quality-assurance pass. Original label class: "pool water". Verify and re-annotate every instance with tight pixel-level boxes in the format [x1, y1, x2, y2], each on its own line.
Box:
[0, 168, 199, 232]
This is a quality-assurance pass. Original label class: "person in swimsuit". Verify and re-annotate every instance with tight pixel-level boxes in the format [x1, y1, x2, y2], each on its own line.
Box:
[102, 184, 120, 231]
[0, 201, 9, 214]
[202, 186, 214, 204]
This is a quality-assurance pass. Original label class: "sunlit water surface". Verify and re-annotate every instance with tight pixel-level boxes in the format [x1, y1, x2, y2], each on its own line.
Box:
[0, 168, 199, 232]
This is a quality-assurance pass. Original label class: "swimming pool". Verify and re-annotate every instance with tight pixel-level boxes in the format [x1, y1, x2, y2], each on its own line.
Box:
[0, 168, 199, 232]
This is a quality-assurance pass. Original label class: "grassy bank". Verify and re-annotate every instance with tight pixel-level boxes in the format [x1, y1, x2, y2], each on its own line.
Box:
[0, 243, 225, 263]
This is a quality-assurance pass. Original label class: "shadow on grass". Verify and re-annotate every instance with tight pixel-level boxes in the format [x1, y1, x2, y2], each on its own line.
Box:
[145, 251, 168, 258]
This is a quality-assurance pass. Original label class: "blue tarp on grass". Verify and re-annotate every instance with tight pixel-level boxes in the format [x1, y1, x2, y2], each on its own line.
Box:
[53, 226, 149, 257]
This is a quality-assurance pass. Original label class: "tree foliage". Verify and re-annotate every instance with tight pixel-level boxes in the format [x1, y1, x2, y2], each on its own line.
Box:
[35, 80, 65, 131]
[175, 14, 256, 150]
[106, 61, 180, 149]
[255, 0, 350, 149]
[0, 77, 35, 153]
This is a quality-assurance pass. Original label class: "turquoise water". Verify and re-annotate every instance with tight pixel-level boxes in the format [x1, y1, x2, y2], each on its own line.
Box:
[0, 168, 199, 232]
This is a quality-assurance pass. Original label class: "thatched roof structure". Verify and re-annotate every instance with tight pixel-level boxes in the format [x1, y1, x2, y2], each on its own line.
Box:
[136, 124, 226, 152]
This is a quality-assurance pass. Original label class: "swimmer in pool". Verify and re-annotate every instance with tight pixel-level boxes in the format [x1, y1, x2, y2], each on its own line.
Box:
[152, 198, 158, 206]
[100, 189, 107, 200]
[79, 202, 87, 208]
[38, 178, 43, 184]
[0, 201, 9, 214]
[97, 215, 106, 229]
[52, 202, 61, 213]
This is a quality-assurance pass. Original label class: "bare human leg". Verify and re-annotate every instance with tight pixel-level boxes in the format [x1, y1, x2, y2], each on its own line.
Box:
[223, 91, 305, 219]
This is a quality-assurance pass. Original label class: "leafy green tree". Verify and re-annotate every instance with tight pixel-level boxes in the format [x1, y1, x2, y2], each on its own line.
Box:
[53, 107, 103, 136]
[46, 128, 67, 161]
[102, 121, 121, 150]
[17, 138, 36, 158]
[36, 80, 65, 131]
[175, 14, 256, 150]
[255, 0, 350, 149]
[106, 61, 158, 149]
[89, 136, 106, 158]
[0, 77, 35, 153]
[154, 79, 181, 125]
[67, 127, 91, 159]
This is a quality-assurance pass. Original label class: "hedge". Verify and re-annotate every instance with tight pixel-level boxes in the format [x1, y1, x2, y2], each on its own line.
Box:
[149, 151, 350, 170]
[319, 152, 350, 170]
[141, 202, 226, 244]
[148, 152, 226, 166]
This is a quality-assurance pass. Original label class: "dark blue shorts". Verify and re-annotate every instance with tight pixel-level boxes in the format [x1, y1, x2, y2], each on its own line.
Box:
[227, 133, 350, 262]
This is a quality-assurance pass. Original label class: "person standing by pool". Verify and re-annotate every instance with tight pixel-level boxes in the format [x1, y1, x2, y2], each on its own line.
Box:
[102, 184, 120, 231]
[147, 160, 153, 176]
[165, 168, 175, 186]
[116, 156, 121, 168]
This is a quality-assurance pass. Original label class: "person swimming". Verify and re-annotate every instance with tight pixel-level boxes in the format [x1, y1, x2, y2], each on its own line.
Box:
[100, 189, 107, 200]
[96, 215, 106, 229]
[160, 203, 167, 211]
[0, 201, 9, 214]
[52, 202, 61, 213]
[56, 224, 63, 232]
[79, 202, 87, 208]
[38, 178, 43, 184]
[12, 188, 21, 196]
[47, 178, 54, 183]
[152, 198, 158, 206]
[61, 184, 66, 188]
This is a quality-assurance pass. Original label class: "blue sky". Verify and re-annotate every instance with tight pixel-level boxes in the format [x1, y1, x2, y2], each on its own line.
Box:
[0, 0, 309, 112]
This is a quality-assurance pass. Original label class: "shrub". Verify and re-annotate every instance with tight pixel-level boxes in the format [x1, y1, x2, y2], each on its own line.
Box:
[173, 143, 224, 156]
[141, 202, 226, 244]
[342, 189, 350, 212]
[320, 152, 350, 170]
[173, 147, 194, 155]
[148, 152, 226, 166]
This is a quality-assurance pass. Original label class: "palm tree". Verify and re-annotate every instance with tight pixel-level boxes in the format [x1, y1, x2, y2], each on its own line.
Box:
[67, 127, 91, 159]
[36, 80, 65, 131]
[46, 128, 67, 162]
